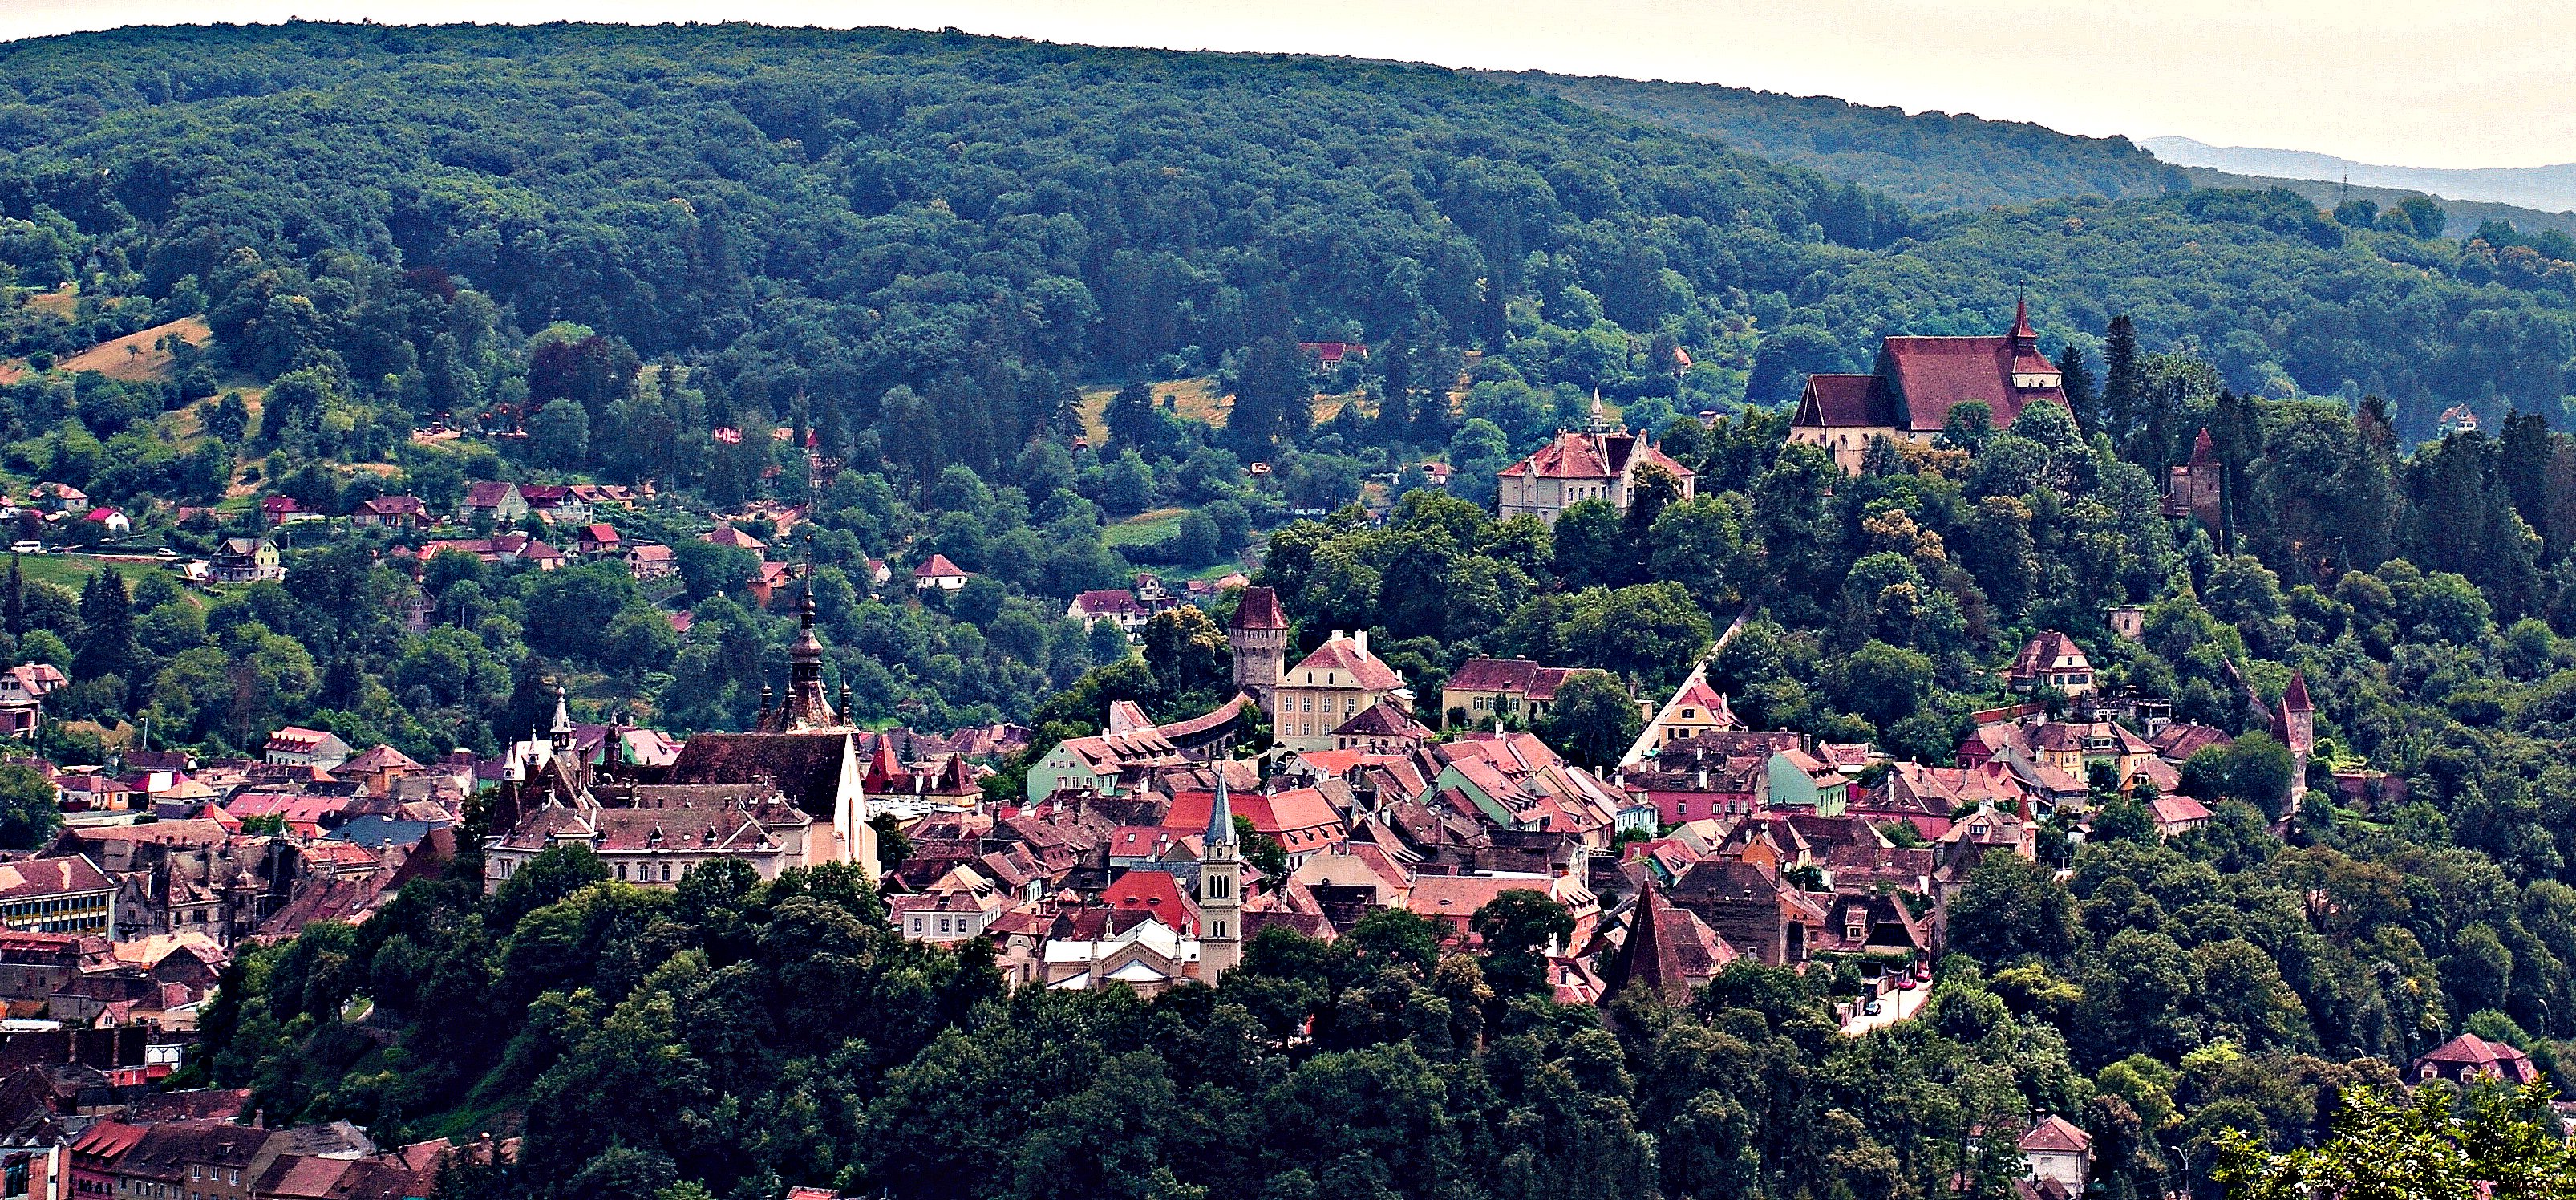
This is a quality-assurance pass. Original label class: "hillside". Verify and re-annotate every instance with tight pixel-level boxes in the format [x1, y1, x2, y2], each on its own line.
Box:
[1501, 70, 2189, 210]
[2176, 164, 2576, 239]
[2148, 135, 2576, 213]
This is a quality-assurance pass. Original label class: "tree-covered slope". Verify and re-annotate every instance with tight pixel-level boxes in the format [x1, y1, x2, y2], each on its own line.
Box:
[1498, 70, 2189, 211]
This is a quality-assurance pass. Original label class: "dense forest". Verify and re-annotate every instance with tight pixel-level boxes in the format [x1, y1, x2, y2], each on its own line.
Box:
[0, 22, 2572, 1198]
[1497, 71, 2191, 211]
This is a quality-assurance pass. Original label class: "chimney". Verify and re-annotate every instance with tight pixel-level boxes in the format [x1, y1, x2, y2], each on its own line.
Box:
[1353, 630, 1369, 658]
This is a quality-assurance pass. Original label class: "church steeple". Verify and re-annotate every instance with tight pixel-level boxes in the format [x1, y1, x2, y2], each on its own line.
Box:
[2009, 298, 2038, 352]
[759, 568, 843, 732]
[548, 683, 573, 752]
[1199, 771, 1243, 980]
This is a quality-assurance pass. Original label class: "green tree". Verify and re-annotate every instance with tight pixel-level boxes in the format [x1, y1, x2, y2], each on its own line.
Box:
[1535, 668, 1641, 768]
[2214, 1084, 2576, 1200]
[1470, 889, 1574, 997]
[0, 763, 59, 849]
[72, 567, 135, 689]
[1949, 852, 2077, 964]
[530, 397, 591, 468]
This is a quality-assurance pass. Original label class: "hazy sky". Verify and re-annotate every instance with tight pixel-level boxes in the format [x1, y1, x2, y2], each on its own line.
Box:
[2, 0, 2568, 168]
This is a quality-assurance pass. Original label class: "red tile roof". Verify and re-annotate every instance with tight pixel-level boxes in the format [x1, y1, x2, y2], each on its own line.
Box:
[1102, 869, 1197, 934]
[1331, 699, 1429, 740]
[1796, 372, 1897, 428]
[913, 554, 968, 579]
[1289, 637, 1403, 691]
[1497, 430, 1695, 482]
[1229, 586, 1288, 630]
[0, 854, 113, 900]
[2018, 1114, 2092, 1154]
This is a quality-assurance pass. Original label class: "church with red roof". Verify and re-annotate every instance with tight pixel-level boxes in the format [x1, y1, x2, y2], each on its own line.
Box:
[1789, 302, 2069, 473]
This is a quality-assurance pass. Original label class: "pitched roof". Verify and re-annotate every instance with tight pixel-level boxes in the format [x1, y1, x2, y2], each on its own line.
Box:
[1496, 429, 1696, 482]
[1070, 590, 1145, 618]
[1602, 883, 1735, 1003]
[2017, 1114, 2092, 1154]
[2149, 795, 2210, 826]
[1102, 869, 1197, 933]
[1331, 699, 1430, 740]
[1229, 586, 1288, 630]
[913, 553, 968, 579]
[2282, 671, 2314, 713]
[1446, 657, 1541, 695]
[0, 855, 111, 900]
[1288, 636, 1403, 691]
[2010, 630, 2089, 679]
[2414, 1032, 2541, 1083]
[1796, 372, 1898, 428]
[664, 732, 853, 819]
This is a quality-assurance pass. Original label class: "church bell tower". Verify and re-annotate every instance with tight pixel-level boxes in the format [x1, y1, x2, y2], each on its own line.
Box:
[1198, 774, 1243, 981]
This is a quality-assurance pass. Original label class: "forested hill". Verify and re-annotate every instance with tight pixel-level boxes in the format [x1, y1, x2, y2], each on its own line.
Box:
[0, 20, 1898, 422]
[1497, 70, 2189, 211]
[2, 22, 2576, 446]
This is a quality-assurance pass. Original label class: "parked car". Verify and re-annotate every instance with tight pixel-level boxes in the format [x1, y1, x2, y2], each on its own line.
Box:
[8, 541, 38, 554]
[1862, 998, 1883, 1017]
[155, 547, 177, 559]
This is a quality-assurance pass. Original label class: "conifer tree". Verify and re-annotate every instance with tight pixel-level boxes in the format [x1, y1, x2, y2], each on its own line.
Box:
[73, 567, 134, 687]
[2101, 314, 2142, 452]
[2057, 342, 2097, 435]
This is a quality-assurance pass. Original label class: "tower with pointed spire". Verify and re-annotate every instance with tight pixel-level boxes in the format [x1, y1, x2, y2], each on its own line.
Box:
[549, 682, 575, 754]
[757, 580, 843, 733]
[1198, 773, 1244, 980]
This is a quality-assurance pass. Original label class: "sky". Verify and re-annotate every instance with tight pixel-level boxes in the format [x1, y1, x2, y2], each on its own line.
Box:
[1, 0, 2570, 169]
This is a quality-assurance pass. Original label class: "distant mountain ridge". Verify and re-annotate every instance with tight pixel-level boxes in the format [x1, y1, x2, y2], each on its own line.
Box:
[2145, 136, 2576, 214]
[1496, 71, 2188, 212]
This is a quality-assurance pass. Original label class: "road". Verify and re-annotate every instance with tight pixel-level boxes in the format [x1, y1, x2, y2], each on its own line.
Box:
[1617, 602, 1755, 768]
[1838, 980, 1930, 1036]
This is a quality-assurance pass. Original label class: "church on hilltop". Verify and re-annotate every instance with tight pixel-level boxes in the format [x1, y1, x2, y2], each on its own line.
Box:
[1788, 302, 2069, 473]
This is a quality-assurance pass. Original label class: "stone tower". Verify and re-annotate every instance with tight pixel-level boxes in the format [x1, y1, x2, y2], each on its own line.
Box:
[1198, 772, 1243, 981]
[1227, 586, 1288, 715]
[2274, 671, 2315, 817]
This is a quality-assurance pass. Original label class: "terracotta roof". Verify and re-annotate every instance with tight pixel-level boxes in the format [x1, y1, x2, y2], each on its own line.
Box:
[2017, 1114, 2092, 1154]
[2149, 795, 2210, 826]
[1880, 334, 2060, 432]
[1229, 586, 1288, 630]
[462, 480, 517, 507]
[1602, 883, 1735, 1002]
[1796, 373, 1898, 428]
[1288, 637, 1403, 691]
[0, 855, 111, 900]
[1447, 657, 1542, 695]
[2010, 630, 2089, 679]
[2149, 723, 2231, 760]
[2282, 671, 2314, 713]
[1497, 429, 1695, 482]
[1102, 869, 1197, 934]
[1331, 699, 1429, 740]
[1071, 590, 1145, 618]
[913, 554, 969, 579]
[2414, 1032, 2541, 1084]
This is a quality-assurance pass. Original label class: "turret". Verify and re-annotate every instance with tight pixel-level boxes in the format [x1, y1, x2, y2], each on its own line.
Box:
[1227, 587, 1289, 716]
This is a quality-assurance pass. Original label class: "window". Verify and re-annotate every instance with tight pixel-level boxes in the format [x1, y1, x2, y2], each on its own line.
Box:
[614, 862, 626, 880]
[660, 863, 671, 882]
[912, 918, 925, 933]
